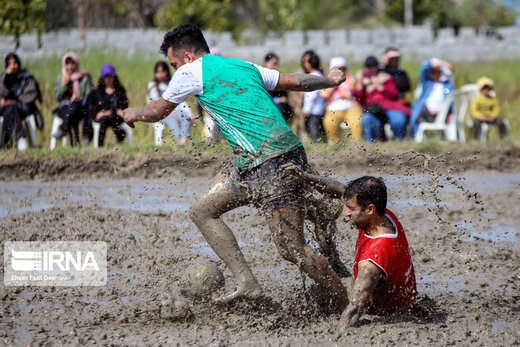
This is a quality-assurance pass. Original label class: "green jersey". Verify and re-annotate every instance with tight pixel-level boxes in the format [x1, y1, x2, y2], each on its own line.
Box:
[163, 54, 302, 169]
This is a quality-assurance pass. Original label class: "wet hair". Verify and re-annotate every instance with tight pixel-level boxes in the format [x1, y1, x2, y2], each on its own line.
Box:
[301, 50, 321, 71]
[343, 176, 387, 215]
[4, 52, 21, 69]
[264, 52, 279, 62]
[160, 24, 210, 57]
[154, 61, 171, 83]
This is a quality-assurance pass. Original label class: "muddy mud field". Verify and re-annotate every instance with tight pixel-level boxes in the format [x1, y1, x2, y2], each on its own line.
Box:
[1, 150, 519, 346]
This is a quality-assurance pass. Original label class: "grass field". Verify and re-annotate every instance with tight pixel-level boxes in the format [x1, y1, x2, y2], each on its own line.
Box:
[8, 49, 520, 153]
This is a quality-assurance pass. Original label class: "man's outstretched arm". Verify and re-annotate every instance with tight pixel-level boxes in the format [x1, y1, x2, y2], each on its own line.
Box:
[122, 98, 178, 128]
[275, 68, 346, 92]
[337, 261, 383, 335]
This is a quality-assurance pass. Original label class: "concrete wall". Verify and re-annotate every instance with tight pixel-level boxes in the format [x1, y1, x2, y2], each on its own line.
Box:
[2, 26, 520, 64]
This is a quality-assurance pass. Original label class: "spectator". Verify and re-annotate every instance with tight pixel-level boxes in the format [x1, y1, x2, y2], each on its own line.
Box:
[301, 50, 326, 143]
[264, 52, 293, 124]
[381, 47, 411, 101]
[321, 57, 363, 142]
[147, 61, 193, 146]
[470, 77, 508, 140]
[52, 52, 94, 145]
[353, 56, 410, 142]
[0, 52, 43, 150]
[410, 58, 454, 137]
[88, 64, 129, 147]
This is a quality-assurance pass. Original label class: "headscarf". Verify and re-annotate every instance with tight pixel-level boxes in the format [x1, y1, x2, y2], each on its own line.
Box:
[62, 52, 89, 102]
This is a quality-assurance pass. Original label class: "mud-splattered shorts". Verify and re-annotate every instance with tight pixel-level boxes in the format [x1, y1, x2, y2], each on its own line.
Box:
[227, 146, 309, 212]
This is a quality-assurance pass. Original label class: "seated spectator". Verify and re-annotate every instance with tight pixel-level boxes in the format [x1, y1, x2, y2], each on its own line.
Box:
[88, 64, 129, 147]
[0, 52, 43, 150]
[470, 77, 508, 140]
[52, 52, 94, 145]
[410, 58, 454, 137]
[381, 47, 411, 103]
[321, 57, 363, 142]
[353, 56, 410, 142]
[147, 61, 193, 146]
[264, 52, 294, 124]
[301, 50, 326, 143]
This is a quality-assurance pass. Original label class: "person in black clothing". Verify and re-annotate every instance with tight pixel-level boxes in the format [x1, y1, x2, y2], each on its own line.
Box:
[381, 47, 411, 101]
[88, 64, 129, 147]
[264, 52, 294, 124]
[0, 52, 43, 149]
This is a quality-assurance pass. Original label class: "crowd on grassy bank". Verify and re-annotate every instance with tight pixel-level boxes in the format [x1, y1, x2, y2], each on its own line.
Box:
[0, 47, 517, 151]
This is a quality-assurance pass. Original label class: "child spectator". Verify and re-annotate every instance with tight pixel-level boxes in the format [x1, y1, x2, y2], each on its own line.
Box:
[470, 77, 508, 140]
[147, 61, 193, 146]
[321, 57, 363, 142]
[0, 52, 43, 150]
[264, 52, 293, 124]
[52, 52, 94, 145]
[88, 64, 129, 147]
[301, 50, 326, 143]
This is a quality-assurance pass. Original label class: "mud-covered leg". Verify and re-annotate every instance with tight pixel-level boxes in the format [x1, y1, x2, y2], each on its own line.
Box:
[266, 207, 349, 311]
[188, 172, 262, 304]
[306, 194, 351, 278]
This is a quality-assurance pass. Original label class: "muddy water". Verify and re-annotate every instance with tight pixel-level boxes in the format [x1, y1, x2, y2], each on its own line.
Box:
[1, 170, 519, 345]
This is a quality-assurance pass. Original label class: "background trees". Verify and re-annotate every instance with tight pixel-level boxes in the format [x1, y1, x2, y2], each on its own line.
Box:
[0, 0, 518, 48]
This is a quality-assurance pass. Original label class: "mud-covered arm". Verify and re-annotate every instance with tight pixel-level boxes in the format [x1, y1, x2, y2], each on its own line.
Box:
[338, 261, 383, 333]
[122, 98, 178, 127]
[275, 68, 346, 92]
[281, 163, 345, 198]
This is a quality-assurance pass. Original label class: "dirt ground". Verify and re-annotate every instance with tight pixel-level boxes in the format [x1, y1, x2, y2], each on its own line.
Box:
[0, 147, 519, 346]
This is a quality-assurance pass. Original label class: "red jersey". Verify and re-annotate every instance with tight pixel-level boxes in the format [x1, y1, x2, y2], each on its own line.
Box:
[353, 209, 417, 311]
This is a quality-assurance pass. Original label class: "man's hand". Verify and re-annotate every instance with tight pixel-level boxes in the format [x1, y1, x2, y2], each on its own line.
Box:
[327, 67, 346, 87]
[280, 163, 307, 183]
[122, 108, 138, 128]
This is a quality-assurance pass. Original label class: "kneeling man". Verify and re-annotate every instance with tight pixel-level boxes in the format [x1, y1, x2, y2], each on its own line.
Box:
[282, 166, 417, 333]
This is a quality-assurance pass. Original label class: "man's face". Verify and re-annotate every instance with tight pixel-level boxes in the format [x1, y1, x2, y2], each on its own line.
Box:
[388, 56, 399, 68]
[430, 68, 442, 82]
[344, 196, 370, 229]
[167, 46, 197, 72]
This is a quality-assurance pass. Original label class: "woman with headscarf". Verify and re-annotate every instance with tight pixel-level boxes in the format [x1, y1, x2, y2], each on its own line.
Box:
[88, 64, 129, 146]
[52, 52, 94, 145]
[0, 52, 42, 149]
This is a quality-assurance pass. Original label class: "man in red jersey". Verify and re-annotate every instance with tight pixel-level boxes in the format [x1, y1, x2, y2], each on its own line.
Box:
[281, 165, 416, 334]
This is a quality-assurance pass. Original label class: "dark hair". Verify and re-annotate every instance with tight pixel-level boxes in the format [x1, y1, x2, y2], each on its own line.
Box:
[97, 74, 126, 95]
[160, 24, 210, 57]
[4, 52, 21, 69]
[154, 61, 171, 83]
[364, 56, 379, 68]
[264, 52, 279, 62]
[384, 46, 399, 53]
[343, 176, 387, 215]
[302, 50, 321, 72]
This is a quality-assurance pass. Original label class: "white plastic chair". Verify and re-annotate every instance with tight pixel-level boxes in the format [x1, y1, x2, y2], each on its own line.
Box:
[49, 116, 68, 150]
[154, 122, 166, 146]
[0, 114, 37, 148]
[92, 121, 133, 148]
[457, 84, 479, 143]
[415, 92, 456, 143]
[479, 119, 511, 143]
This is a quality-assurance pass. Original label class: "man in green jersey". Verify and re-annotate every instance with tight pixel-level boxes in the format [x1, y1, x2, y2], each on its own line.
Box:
[123, 24, 349, 310]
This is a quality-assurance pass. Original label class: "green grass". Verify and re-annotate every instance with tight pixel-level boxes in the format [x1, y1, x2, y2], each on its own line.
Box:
[6, 49, 520, 155]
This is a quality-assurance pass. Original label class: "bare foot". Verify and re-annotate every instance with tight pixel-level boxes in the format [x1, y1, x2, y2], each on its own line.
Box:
[214, 281, 262, 304]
